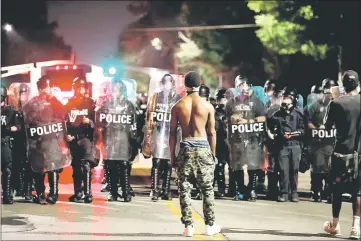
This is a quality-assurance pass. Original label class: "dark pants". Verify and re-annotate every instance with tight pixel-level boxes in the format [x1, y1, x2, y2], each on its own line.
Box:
[277, 145, 301, 197]
[107, 160, 131, 198]
[330, 154, 361, 218]
[1, 139, 13, 201]
[33, 170, 62, 195]
[310, 172, 330, 198]
[70, 137, 94, 197]
[151, 158, 172, 196]
[214, 161, 226, 194]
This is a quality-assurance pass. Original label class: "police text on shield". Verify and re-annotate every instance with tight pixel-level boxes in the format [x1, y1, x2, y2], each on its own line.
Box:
[30, 123, 64, 136]
[231, 122, 265, 133]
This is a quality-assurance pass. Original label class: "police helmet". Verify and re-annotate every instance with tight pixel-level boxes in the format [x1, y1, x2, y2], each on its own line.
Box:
[321, 78, 336, 91]
[199, 85, 210, 100]
[214, 88, 227, 100]
[72, 77, 88, 89]
[19, 83, 29, 94]
[310, 84, 323, 94]
[234, 75, 249, 88]
[264, 79, 276, 93]
[282, 87, 298, 105]
[161, 74, 175, 86]
[1, 85, 7, 99]
[37, 75, 51, 90]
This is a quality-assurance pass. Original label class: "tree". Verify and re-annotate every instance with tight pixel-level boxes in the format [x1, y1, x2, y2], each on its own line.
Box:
[247, 1, 361, 81]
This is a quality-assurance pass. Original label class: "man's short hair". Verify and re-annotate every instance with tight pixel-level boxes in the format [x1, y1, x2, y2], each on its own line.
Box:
[37, 76, 51, 90]
[184, 71, 201, 88]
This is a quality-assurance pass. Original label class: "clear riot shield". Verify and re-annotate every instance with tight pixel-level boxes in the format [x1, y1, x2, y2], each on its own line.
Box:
[264, 93, 282, 172]
[142, 74, 185, 159]
[330, 86, 345, 100]
[94, 80, 137, 161]
[121, 79, 137, 105]
[305, 93, 335, 173]
[8, 83, 33, 110]
[23, 95, 71, 173]
[225, 88, 266, 171]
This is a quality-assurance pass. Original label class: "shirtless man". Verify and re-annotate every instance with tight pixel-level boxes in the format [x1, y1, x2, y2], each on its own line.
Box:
[169, 71, 221, 237]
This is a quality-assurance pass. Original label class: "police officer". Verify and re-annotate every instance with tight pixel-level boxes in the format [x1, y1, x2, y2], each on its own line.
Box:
[12, 84, 33, 201]
[213, 88, 229, 198]
[267, 87, 305, 202]
[1, 85, 22, 204]
[199, 85, 210, 101]
[24, 76, 67, 205]
[306, 79, 335, 202]
[210, 97, 217, 107]
[66, 77, 96, 203]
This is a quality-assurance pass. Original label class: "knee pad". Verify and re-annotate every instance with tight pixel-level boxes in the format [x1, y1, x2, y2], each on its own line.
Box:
[3, 167, 11, 175]
[152, 158, 162, 169]
[81, 161, 91, 173]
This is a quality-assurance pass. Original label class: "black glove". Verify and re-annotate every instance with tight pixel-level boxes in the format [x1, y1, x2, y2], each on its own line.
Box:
[299, 147, 310, 173]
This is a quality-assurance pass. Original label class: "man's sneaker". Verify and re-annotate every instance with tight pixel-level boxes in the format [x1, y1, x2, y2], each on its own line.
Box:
[205, 223, 221, 236]
[323, 221, 341, 237]
[349, 227, 360, 240]
[183, 225, 194, 237]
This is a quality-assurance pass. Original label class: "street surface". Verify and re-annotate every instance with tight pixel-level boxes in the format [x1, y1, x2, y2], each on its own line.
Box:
[1, 155, 353, 240]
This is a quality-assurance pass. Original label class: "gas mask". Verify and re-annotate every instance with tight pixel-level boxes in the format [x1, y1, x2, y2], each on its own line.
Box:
[280, 97, 294, 114]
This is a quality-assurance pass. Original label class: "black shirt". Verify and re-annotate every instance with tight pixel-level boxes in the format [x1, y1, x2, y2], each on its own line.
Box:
[325, 94, 361, 154]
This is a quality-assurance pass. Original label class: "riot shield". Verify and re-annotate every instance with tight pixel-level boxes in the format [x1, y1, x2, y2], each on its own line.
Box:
[305, 93, 335, 173]
[94, 80, 137, 161]
[225, 88, 266, 171]
[330, 86, 345, 99]
[264, 93, 282, 172]
[23, 95, 71, 173]
[142, 74, 185, 159]
[8, 83, 33, 110]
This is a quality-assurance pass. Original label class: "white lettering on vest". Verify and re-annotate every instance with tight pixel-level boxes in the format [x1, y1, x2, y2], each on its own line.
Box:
[150, 112, 171, 122]
[29, 123, 64, 136]
[99, 113, 132, 124]
[1, 116, 6, 125]
[231, 122, 265, 134]
[69, 109, 88, 123]
[311, 129, 337, 138]
[235, 104, 251, 111]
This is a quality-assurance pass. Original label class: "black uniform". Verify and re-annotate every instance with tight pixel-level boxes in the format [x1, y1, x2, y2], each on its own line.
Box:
[1, 89, 22, 204]
[324, 70, 361, 219]
[267, 88, 305, 202]
[66, 79, 96, 203]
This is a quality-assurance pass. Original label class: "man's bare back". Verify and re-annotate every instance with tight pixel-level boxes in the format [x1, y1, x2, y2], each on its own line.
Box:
[170, 92, 216, 156]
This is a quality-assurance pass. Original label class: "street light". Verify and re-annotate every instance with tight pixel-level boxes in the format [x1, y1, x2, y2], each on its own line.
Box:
[109, 67, 116, 75]
[3, 23, 13, 32]
[151, 38, 162, 50]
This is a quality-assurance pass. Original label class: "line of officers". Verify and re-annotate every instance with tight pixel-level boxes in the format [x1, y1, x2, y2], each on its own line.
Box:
[0, 73, 343, 205]
[190, 76, 341, 203]
[1, 76, 140, 205]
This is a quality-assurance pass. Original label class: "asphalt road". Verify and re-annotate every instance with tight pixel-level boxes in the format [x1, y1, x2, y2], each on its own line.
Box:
[1, 156, 354, 240]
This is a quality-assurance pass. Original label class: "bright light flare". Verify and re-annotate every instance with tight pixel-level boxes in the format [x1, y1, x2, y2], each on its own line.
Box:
[109, 67, 116, 75]
[151, 38, 162, 50]
[73, 65, 77, 70]
[3, 23, 13, 32]
[64, 65, 68, 70]
[56, 66, 60, 70]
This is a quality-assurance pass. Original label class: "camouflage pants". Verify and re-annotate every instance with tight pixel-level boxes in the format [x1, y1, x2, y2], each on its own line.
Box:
[176, 147, 216, 226]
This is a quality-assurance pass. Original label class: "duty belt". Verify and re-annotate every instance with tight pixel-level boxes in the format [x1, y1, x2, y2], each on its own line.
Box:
[284, 140, 298, 146]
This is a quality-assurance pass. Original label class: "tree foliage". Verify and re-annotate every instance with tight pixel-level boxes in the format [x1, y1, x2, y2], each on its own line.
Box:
[247, 1, 328, 61]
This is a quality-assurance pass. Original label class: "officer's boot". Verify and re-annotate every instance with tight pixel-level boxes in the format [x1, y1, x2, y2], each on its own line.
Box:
[151, 160, 160, 201]
[162, 162, 172, 200]
[233, 170, 245, 201]
[216, 164, 226, 198]
[82, 163, 93, 203]
[69, 172, 83, 202]
[33, 173, 46, 205]
[248, 171, 258, 202]
[108, 162, 121, 201]
[227, 168, 237, 197]
[128, 163, 135, 196]
[2, 170, 14, 204]
[101, 163, 111, 192]
[266, 172, 278, 201]
[121, 161, 132, 202]
[23, 168, 33, 201]
[46, 171, 59, 204]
